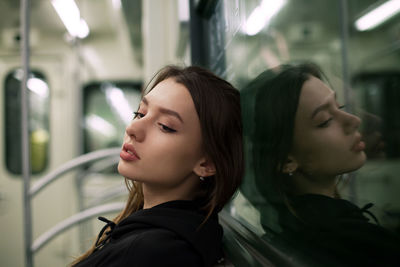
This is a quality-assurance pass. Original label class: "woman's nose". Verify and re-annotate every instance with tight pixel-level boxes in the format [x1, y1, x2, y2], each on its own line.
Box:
[342, 111, 361, 134]
[125, 119, 145, 142]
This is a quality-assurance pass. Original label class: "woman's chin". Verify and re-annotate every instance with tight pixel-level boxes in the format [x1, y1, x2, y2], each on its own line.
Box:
[351, 151, 367, 171]
[117, 161, 130, 178]
[359, 150, 367, 165]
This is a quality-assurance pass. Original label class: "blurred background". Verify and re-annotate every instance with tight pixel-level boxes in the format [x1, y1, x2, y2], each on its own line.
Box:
[0, 0, 399, 266]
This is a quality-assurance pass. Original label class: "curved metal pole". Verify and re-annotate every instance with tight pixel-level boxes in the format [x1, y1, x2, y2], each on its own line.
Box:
[32, 202, 125, 253]
[74, 155, 120, 249]
[20, 0, 32, 266]
[77, 156, 120, 178]
[30, 147, 120, 197]
[86, 185, 127, 208]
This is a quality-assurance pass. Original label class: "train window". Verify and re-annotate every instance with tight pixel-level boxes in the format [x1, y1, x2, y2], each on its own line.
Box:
[83, 82, 142, 154]
[191, 0, 400, 266]
[4, 69, 50, 175]
[353, 72, 400, 159]
[351, 71, 400, 232]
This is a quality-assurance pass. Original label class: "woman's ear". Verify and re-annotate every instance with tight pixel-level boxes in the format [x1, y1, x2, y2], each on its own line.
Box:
[282, 155, 298, 174]
[193, 157, 216, 177]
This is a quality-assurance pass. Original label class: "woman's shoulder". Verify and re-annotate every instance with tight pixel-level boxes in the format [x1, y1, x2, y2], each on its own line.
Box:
[76, 227, 203, 267]
[120, 227, 203, 266]
[102, 200, 223, 266]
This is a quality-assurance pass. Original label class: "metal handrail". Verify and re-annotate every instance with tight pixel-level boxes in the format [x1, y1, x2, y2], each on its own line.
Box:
[32, 202, 125, 253]
[30, 147, 120, 197]
[25, 147, 121, 267]
[86, 185, 127, 208]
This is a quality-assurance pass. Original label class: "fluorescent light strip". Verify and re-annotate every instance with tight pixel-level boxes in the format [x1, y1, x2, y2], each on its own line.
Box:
[112, 0, 122, 10]
[243, 0, 287, 36]
[178, 0, 189, 22]
[51, 0, 90, 38]
[355, 0, 400, 31]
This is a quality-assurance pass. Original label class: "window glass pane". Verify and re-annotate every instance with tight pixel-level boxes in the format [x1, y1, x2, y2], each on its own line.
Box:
[4, 69, 50, 175]
[197, 0, 400, 265]
[83, 82, 142, 153]
[348, 0, 400, 233]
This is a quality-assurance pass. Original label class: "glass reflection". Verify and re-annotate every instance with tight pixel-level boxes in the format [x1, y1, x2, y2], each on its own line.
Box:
[210, 0, 400, 265]
[241, 63, 400, 266]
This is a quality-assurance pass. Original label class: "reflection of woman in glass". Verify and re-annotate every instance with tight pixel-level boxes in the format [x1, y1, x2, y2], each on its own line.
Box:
[247, 63, 400, 266]
[72, 65, 243, 267]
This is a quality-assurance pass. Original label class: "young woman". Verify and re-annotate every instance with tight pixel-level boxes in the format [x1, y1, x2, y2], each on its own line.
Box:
[72, 65, 243, 267]
[245, 63, 400, 266]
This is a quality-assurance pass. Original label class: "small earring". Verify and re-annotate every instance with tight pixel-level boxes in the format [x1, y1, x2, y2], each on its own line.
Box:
[288, 172, 293, 176]
[199, 176, 205, 181]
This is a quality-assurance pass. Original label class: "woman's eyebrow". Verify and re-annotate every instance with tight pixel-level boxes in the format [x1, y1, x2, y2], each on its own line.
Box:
[159, 107, 184, 123]
[142, 96, 184, 123]
[310, 92, 336, 119]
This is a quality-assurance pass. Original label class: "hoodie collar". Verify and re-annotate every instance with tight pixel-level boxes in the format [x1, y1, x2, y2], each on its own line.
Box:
[108, 200, 223, 266]
[290, 194, 372, 226]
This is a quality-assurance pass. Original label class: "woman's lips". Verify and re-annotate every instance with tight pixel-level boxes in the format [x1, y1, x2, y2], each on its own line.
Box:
[120, 143, 140, 161]
[352, 136, 366, 152]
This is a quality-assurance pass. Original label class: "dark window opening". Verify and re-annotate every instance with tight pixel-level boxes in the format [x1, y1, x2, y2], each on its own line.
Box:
[4, 69, 50, 175]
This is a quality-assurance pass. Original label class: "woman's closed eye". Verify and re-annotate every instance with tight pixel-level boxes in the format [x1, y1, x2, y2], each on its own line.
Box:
[318, 118, 332, 128]
[133, 111, 177, 132]
[158, 123, 177, 133]
[317, 104, 346, 128]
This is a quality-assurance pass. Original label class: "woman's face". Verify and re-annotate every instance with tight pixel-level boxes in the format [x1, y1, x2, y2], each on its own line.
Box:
[290, 76, 366, 178]
[118, 78, 205, 189]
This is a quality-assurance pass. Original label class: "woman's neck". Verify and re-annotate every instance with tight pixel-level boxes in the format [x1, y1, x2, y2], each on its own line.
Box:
[291, 173, 337, 198]
[141, 183, 197, 209]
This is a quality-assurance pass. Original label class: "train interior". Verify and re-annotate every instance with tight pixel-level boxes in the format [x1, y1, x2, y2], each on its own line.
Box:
[1, 0, 399, 266]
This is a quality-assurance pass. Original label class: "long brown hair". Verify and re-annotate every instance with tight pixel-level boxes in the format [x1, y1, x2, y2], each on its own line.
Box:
[71, 65, 243, 265]
[251, 63, 324, 205]
[244, 62, 339, 229]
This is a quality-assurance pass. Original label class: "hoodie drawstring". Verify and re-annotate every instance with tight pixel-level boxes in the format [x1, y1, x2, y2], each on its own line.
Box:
[94, 216, 116, 251]
[360, 203, 380, 225]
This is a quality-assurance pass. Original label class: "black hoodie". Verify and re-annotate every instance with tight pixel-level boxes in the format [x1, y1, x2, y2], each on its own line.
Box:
[279, 194, 400, 267]
[74, 200, 224, 267]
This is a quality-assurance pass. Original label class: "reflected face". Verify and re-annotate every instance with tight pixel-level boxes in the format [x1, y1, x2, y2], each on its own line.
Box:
[118, 78, 204, 188]
[291, 76, 366, 177]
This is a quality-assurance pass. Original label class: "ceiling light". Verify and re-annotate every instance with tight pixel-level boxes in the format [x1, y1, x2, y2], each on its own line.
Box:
[355, 0, 400, 31]
[51, 0, 90, 39]
[242, 0, 287, 36]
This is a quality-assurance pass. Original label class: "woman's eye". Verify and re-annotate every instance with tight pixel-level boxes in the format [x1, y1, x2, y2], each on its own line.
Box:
[133, 112, 144, 119]
[318, 118, 332, 128]
[159, 123, 177, 133]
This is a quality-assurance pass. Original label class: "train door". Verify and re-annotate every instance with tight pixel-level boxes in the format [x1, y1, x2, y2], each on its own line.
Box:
[0, 53, 80, 266]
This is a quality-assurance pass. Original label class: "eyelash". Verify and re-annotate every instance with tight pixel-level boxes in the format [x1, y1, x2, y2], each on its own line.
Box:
[158, 123, 177, 133]
[317, 105, 346, 128]
[318, 118, 332, 128]
[132, 112, 177, 133]
[133, 112, 144, 119]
